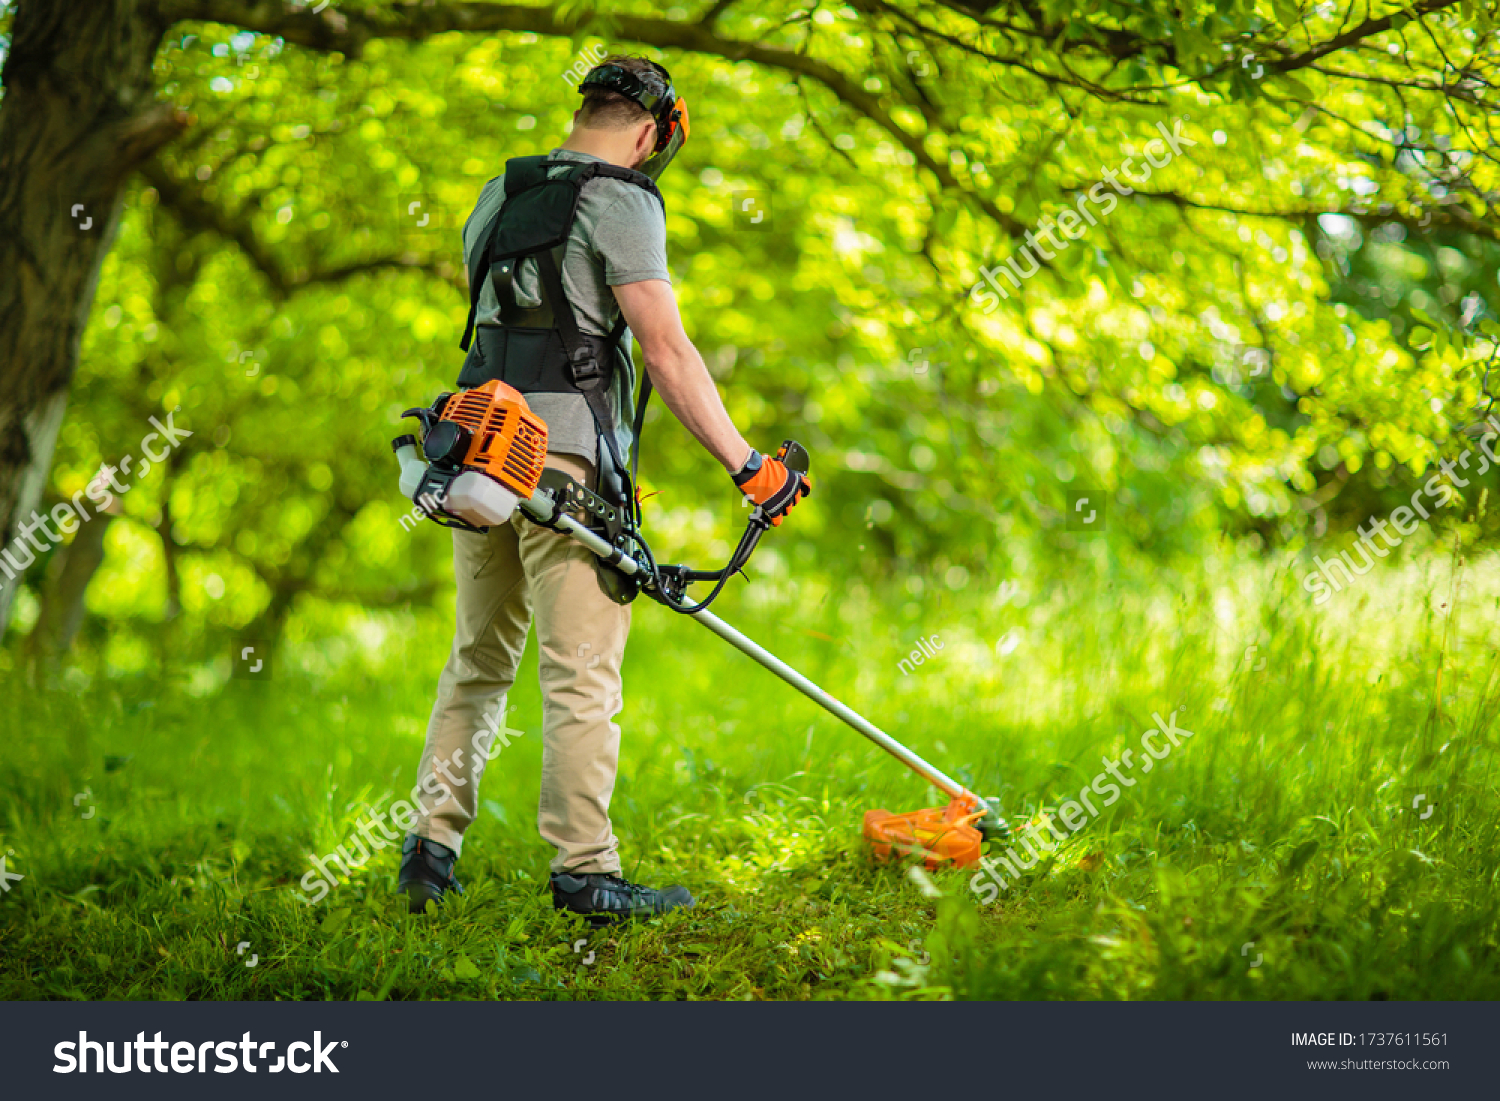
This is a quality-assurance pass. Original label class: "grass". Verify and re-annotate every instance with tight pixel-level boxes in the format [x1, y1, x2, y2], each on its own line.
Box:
[2, 542, 1500, 1000]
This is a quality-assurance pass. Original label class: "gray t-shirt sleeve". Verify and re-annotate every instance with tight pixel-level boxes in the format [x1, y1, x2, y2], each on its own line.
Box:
[590, 189, 671, 286]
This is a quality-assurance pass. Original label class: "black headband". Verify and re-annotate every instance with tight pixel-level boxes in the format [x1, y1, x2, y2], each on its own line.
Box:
[578, 62, 678, 146]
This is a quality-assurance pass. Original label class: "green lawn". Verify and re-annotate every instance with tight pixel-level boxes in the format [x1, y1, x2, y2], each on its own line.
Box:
[2, 547, 1498, 1000]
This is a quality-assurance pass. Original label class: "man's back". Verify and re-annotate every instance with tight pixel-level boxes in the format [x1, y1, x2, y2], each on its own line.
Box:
[460, 148, 671, 469]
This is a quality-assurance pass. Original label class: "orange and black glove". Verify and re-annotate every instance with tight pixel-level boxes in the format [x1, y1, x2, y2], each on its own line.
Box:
[731, 447, 811, 526]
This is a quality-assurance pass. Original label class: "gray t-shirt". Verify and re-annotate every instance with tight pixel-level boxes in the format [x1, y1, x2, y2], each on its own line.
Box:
[461, 148, 671, 468]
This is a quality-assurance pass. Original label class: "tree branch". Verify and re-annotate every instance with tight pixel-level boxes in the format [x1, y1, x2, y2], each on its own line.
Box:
[1115, 186, 1493, 243]
[139, 158, 450, 296]
[162, 0, 1028, 237]
[1265, 0, 1466, 76]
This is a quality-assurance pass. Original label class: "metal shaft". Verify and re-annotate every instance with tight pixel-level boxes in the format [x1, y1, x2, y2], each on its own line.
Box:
[519, 492, 971, 800]
[684, 607, 970, 799]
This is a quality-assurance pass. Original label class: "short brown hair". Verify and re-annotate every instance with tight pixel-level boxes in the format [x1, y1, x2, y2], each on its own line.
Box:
[577, 55, 663, 130]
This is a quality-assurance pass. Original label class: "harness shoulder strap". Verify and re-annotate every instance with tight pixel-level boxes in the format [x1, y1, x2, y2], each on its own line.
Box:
[460, 156, 578, 351]
[461, 158, 665, 351]
[589, 164, 666, 210]
[502, 155, 554, 197]
[536, 244, 629, 480]
[628, 367, 653, 528]
[461, 207, 505, 352]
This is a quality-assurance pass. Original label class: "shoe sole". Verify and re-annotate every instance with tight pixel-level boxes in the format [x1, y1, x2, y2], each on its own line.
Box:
[554, 899, 695, 927]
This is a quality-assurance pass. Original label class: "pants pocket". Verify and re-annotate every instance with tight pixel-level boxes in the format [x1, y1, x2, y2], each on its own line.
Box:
[456, 528, 499, 580]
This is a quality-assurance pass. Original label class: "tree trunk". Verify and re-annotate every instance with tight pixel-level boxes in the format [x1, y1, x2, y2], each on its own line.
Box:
[156, 495, 182, 675]
[25, 511, 113, 671]
[0, 0, 187, 635]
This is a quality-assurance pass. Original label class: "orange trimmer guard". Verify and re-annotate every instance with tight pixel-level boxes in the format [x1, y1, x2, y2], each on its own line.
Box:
[862, 795, 985, 869]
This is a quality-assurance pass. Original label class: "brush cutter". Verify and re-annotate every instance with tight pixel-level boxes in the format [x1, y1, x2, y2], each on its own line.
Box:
[392, 380, 1008, 869]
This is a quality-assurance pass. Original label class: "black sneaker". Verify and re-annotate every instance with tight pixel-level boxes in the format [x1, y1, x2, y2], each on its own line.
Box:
[551, 872, 694, 926]
[397, 835, 464, 914]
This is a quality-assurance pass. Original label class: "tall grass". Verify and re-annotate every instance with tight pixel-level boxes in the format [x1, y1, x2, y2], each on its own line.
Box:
[2, 543, 1498, 1000]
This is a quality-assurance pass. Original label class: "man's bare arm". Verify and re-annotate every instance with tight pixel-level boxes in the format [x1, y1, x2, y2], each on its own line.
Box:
[613, 278, 751, 474]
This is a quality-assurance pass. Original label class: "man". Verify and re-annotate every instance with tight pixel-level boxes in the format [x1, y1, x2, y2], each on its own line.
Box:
[397, 57, 809, 923]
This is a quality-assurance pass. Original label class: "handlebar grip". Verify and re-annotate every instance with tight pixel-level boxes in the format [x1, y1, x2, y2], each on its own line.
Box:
[776, 439, 810, 475]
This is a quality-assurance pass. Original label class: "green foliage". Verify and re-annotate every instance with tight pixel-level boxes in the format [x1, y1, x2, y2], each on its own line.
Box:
[4, 0, 1498, 653]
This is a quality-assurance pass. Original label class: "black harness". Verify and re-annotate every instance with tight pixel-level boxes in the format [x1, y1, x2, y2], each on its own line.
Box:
[457, 156, 663, 509]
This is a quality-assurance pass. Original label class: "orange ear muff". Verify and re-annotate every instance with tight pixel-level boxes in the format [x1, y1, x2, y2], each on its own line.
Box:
[672, 97, 689, 142]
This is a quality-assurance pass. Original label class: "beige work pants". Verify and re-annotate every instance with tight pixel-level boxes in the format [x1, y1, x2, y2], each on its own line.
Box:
[411, 452, 629, 875]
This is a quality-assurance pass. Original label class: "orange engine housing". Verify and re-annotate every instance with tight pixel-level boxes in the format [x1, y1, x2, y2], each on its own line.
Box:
[436, 379, 549, 498]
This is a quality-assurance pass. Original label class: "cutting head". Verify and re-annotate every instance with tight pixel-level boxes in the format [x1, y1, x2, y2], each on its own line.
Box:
[862, 792, 1008, 869]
